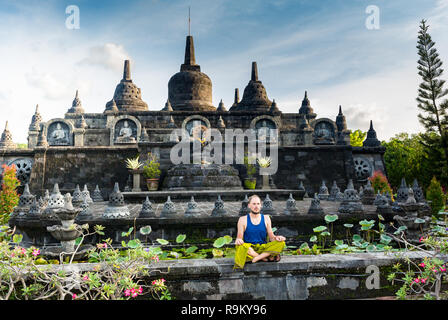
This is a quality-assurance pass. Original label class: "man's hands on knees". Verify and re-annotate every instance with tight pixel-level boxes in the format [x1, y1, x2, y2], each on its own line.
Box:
[235, 238, 244, 245]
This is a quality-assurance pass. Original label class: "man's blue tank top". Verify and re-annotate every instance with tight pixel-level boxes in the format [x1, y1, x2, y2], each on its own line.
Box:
[243, 214, 267, 245]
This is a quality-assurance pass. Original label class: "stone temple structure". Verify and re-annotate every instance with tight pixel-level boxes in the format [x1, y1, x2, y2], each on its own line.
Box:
[0, 34, 387, 197]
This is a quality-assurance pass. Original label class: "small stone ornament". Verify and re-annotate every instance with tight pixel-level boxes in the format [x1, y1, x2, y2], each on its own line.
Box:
[72, 185, 83, 205]
[79, 196, 92, 217]
[160, 196, 177, 218]
[185, 196, 202, 217]
[92, 185, 104, 202]
[338, 180, 364, 214]
[139, 196, 155, 217]
[47, 184, 65, 209]
[239, 194, 250, 216]
[284, 193, 300, 215]
[308, 193, 324, 215]
[261, 194, 276, 215]
[211, 195, 227, 217]
[396, 178, 409, 203]
[412, 179, 425, 203]
[82, 185, 93, 204]
[318, 181, 329, 200]
[103, 183, 130, 219]
[328, 181, 340, 202]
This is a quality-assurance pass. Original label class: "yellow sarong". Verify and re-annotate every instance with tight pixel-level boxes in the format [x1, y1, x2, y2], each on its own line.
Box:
[233, 241, 285, 270]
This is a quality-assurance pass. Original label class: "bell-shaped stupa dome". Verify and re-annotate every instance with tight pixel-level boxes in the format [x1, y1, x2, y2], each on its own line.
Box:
[168, 36, 215, 111]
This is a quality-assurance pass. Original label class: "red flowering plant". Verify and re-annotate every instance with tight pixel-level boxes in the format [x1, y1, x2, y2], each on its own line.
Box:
[0, 164, 20, 224]
[368, 170, 394, 201]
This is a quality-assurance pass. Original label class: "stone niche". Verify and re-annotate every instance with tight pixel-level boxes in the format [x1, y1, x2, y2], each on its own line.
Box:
[311, 119, 336, 145]
[109, 116, 141, 145]
[45, 119, 74, 146]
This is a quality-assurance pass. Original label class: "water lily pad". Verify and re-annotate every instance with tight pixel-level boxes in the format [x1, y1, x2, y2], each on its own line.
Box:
[325, 214, 339, 223]
[334, 240, 344, 246]
[156, 238, 169, 245]
[213, 237, 227, 248]
[310, 235, 317, 242]
[185, 246, 198, 254]
[380, 234, 392, 244]
[414, 218, 426, 224]
[313, 226, 327, 233]
[343, 224, 354, 228]
[176, 234, 186, 243]
[140, 226, 152, 235]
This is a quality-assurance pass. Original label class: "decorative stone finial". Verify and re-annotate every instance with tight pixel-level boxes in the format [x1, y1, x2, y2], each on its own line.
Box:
[67, 90, 85, 114]
[251, 61, 258, 81]
[0, 121, 16, 149]
[363, 120, 381, 147]
[161, 99, 173, 112]
[105, 60, 148, 112]
[298, 91, 315, 117]
[123, 60, 131, 81]
[217, 99, 227, 112]
[269, 99, 280, 113]
[184, 35, 196, 67]
[29, 104, 42, 131]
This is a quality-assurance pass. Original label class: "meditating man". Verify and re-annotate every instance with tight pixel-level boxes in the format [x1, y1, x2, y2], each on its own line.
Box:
[234, 195, 286, 269]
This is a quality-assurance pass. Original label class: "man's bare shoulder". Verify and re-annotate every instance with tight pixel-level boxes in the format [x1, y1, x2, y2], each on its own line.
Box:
[238, 215, 247, 224]
[264, 214, 272, 223]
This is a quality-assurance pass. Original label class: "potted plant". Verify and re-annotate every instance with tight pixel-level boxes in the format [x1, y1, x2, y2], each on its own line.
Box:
[243, 155, 257, 189]
[124, 155, 143, 192]
[143, 152, 161, 191]
[257, 156, 272, 190]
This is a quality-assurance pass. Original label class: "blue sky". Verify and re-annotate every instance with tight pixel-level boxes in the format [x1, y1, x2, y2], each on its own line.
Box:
[0, 0, 447, 143]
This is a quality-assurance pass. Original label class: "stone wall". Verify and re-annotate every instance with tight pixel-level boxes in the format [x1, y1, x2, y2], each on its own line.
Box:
[39, 251, 438, 300]
[2, 144, 382, 197]
[28, 146, 139, 196]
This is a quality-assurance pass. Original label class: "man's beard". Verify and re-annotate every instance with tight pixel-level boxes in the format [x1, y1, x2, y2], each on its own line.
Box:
[250, 209, 260, 215]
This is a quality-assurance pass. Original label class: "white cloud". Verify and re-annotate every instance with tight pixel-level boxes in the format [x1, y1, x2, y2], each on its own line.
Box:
[78, 43, 131, 72]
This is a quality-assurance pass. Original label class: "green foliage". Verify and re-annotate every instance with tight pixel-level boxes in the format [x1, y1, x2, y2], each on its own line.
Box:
[426, 176, 446, 215]
[0, 164, 20, 224]
[142, 153, 161, 179]
[350, 129, 367, 147]
[382, 133, 434, 191]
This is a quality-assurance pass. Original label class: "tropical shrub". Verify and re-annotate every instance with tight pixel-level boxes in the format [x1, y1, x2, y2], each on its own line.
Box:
[426, 176, 446, 215]
[0, 164, 20, 224]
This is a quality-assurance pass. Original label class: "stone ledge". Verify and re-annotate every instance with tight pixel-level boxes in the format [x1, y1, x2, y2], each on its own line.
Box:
[36, 252, 442, 300]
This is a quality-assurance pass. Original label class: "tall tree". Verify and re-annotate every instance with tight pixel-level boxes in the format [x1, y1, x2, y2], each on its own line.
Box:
[416, 19, 448, 184]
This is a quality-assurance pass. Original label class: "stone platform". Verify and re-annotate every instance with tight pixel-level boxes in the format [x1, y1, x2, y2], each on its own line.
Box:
[11, 199, 401, 248]
[39, 251, 444, 300]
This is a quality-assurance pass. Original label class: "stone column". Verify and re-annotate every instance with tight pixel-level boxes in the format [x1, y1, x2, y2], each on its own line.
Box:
[73, 128, 85, 147]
